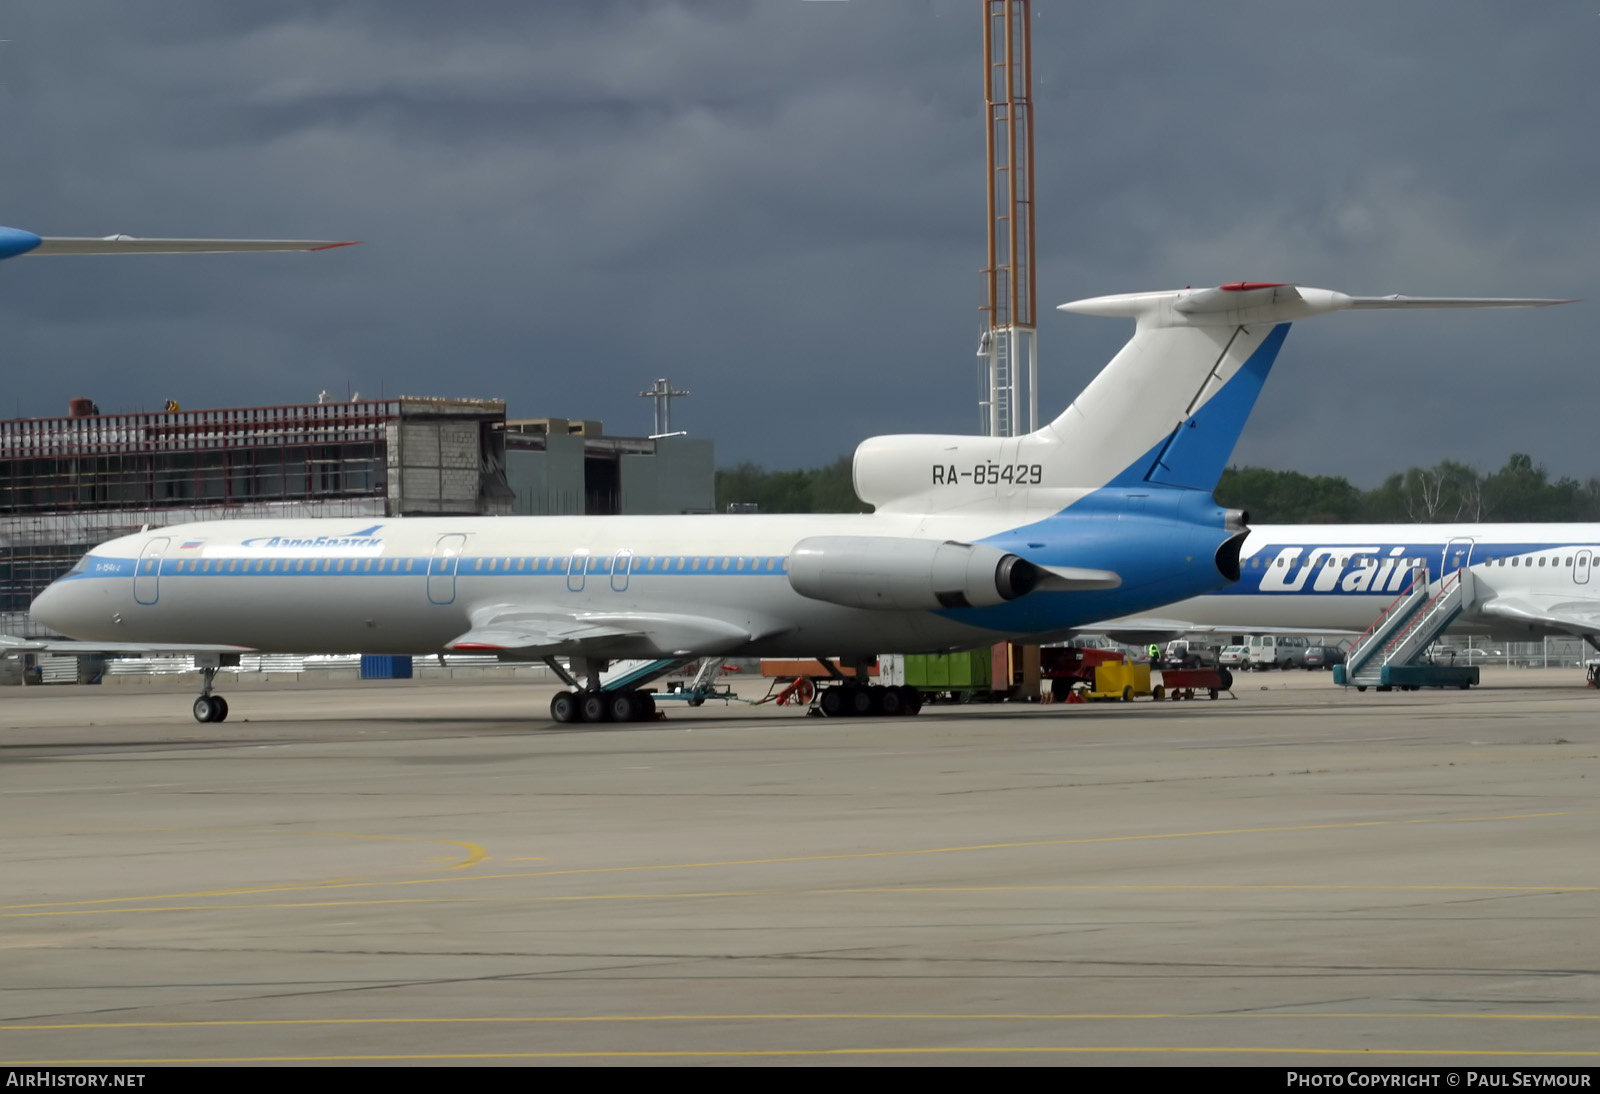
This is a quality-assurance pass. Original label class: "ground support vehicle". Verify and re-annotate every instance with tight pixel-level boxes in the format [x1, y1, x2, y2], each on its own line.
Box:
[1332, 663, 1479, 691]
[1039, 645, 1128, 701]
[758, 657, 922, 717]
[1082, 662, 1159, 702]
[1156, 666, 1235, 700]
[650, 659, 741, 708]
[894, 650, 991, 704]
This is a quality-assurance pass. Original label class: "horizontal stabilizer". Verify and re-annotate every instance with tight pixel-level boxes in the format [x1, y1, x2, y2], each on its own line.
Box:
[1344, 295, 1577, 310]
[1060, 284, 1573, 328]
[29, 236, 358, 256]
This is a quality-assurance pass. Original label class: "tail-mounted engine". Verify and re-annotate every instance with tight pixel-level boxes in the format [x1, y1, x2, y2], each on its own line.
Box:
[787, 536, 1040, 611]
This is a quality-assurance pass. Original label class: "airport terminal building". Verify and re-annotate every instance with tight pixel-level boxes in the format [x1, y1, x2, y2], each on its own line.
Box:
[0, 398, 713, 636]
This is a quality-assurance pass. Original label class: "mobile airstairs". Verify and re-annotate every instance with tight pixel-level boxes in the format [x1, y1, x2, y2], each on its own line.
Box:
[1333, 565, 1480, 691]
[599, 657, 735, 705]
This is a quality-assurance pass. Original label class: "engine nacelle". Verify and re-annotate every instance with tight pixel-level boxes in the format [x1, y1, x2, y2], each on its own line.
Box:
[787, 536, 1039, 611]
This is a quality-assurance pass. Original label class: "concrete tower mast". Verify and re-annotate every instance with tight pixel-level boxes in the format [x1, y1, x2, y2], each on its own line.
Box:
[979, 0, 1037, 438]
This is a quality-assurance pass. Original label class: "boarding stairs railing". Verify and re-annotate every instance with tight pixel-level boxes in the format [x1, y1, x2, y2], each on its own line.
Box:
[599, 657, 695, 692]
[1345, 565, 1476, 686]
[1341, 565, 1431, 684]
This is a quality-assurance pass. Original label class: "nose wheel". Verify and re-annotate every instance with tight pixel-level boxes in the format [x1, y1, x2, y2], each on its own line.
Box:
[193, 695, 230, 723]
[191, 666, 230, 723]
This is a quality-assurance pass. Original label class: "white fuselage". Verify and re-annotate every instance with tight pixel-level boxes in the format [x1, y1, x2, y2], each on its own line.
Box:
[33, 504, 1235, 658]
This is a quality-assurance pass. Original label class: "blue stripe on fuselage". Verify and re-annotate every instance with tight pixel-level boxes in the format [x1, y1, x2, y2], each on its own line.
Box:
[55, 555, 793, 581]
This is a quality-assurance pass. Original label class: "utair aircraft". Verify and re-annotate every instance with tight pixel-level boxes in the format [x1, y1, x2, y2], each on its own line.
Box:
[1095, 522, 1600, 655]
[15, 283, 1565, 724]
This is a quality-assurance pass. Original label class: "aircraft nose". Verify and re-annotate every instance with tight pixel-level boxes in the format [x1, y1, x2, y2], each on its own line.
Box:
[29, 580, 69, 632]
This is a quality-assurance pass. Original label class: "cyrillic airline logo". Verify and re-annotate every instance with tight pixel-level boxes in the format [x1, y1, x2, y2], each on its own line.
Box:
[210, 526, 386, 558]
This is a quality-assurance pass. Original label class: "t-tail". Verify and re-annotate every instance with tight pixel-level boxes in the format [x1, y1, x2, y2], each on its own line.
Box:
[855, 283, 1571, 516]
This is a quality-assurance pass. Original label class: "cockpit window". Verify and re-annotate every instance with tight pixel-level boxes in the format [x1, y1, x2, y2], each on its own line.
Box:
[66, 555, 90, 576]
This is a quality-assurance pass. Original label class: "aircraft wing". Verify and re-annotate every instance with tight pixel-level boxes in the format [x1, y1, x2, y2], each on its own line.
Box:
[1478, 596, 1600, 638]
[446, 606, 773, 658]
[0, 635, 255, 656]
[26, 235, 357, 255]
[1082, 618, 1358, 642]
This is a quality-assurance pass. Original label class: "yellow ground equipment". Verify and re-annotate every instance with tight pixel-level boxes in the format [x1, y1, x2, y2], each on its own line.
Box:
[1082, 662, 1161, 702]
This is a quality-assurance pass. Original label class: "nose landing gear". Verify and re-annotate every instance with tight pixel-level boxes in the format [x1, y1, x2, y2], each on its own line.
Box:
[191, 666, 230, 723]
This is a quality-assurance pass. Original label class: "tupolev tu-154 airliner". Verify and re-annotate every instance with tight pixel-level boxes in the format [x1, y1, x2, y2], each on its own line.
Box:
[13, 283, 1566, 723]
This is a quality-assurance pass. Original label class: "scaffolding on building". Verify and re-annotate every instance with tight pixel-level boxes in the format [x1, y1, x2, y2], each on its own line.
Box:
[1, 397, 512, 633]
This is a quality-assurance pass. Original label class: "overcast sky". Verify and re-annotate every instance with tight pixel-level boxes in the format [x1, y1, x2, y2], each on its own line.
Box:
[0, 1, 1594, 486]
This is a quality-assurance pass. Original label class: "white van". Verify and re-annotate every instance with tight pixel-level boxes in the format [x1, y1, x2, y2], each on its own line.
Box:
[1246, 634, 1309, 670]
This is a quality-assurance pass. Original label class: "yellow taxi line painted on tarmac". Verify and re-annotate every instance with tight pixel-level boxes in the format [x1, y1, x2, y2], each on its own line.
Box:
[817, 883, 1599, 894]
[4, 883, 1592, 921]
[295, 831, 488, 870]
[7, 1011, 1600, 1031]
[6, 1047, 1600, 1064]
[4, 809, 1589, 913]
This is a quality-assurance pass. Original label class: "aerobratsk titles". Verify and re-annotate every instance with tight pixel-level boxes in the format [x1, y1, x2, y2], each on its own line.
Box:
[930, 463, 1044, 486]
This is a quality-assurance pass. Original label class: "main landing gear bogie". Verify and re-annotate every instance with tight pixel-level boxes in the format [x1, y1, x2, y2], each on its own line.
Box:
[550, 689, 658, 725]
[816, 683, 923, 718]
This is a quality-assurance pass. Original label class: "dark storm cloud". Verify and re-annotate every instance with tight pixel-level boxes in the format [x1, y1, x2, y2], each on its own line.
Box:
[0, 1, 1594, 482]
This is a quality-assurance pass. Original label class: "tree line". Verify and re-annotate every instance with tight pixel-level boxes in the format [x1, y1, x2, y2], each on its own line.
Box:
[717, 452, 1600, 523]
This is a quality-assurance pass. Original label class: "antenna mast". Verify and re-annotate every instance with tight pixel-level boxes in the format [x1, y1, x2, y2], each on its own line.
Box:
[979, 0, 1037, 438]
[638, 377, 690, 437]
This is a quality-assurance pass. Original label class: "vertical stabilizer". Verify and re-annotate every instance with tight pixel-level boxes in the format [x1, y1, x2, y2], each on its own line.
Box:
[854, 284, 1569, 515]
[1037, 319, 1290, 491]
